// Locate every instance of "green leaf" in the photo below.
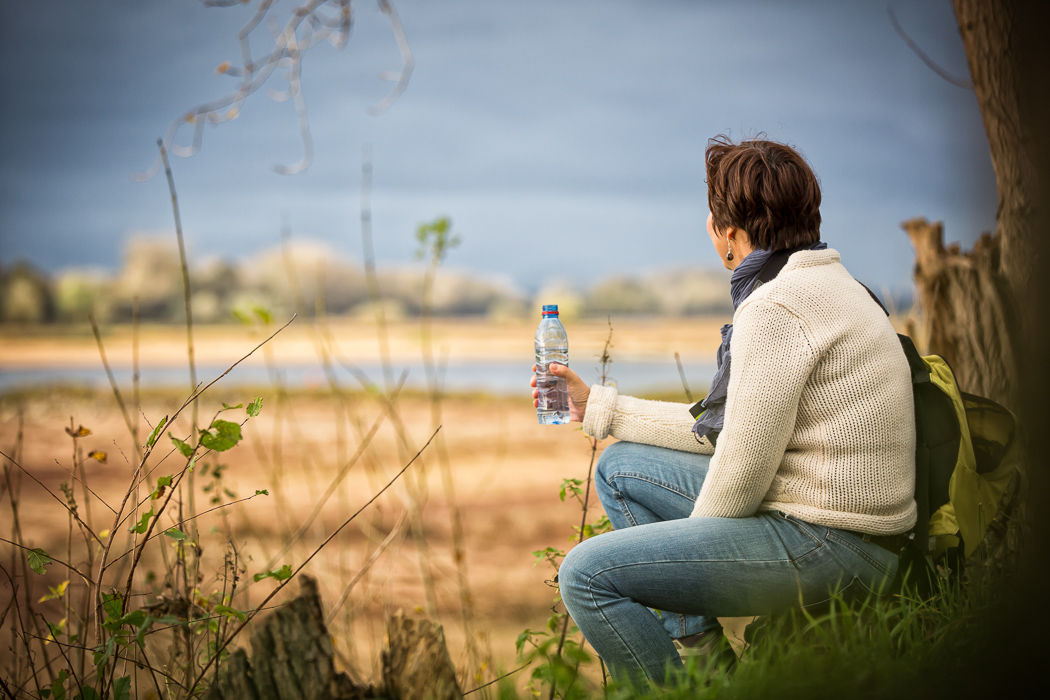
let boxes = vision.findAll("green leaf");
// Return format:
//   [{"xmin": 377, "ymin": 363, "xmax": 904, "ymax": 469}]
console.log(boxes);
[
  {"xmin": 558, "ymin": 478, "xmax": 583, "ymax": 502},
  {"xmin": 164, "ymin": 528, "xmax": 187, "ymax": 540},
  {"xmin": 169, "ymin": 433, "xmax": 193, "ymax": 458},
  {"xmin": 113, "ymin": 677, "xmax": 131, "ymax": 700},
  {"xmin": 146, "ymin": 416, "xmax": 168, "ymax": 448},
  {"xmin": 27, "ymin": 547, "xmax": 52, "ymax": 575},
  {"xmin": 246, "ymin": 396, "xmax": 263, "ymax": 418},
  {"xmin": 253, "ymin": 305, "xmax": 273, "ymax": 324},
  {"xmin": 129, "ymin": 509, "xmax": 154, "ymax": 534},
  {"xmin": 151, "ymin": 475, "xmax": 172, "ymax": 500},
  {"xmin": 253, "ymin": 564, "xmax": 292, "ymax": 582},
  {"xmin": 221, "ymin": 402, "xmax": 243, "ymax": 411},
  {"xmin": 515, "ymin": 628, "xmax": 538, "ymax": 655},
  {"xmin": 255, "ymin": 489, "xmax": 269, "ymax": 496},
  {"xmin": 214, "ymin": 604, "xmax": 247, "ymax": 621},
  {"xmin": 77, "ymin": 685, "xmax": 100, "ymax": 700},
  {"xmin": 48, "ymin": 669, "xmax": 68, "ymax": 700},
  {"xmin": 102, "ymin": 593, "xmax": 123, "ymax": 621},
  {"xmin": 117, "ymin": 609, "xmax": 147, "ymax": 629},
  {"xmin": 199, "ymin": 420, "xmax": 242, "ymax": 452},
  {"xmin": 93, "ymin": 636, "xmax": 115, "ymax": 673}
]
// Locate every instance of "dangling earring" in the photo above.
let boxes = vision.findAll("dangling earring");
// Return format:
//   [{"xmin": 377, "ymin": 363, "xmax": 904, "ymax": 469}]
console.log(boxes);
[{"xmin": 726, "ymin": 242, "xmax": 734, "ymax": 262}]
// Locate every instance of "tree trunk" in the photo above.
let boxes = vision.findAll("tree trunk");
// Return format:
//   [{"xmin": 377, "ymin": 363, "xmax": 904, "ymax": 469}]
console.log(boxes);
[
  {"xmin": 913, "ymin": 0, "xmax": 1050, "ymax": 410},
  {"xmin": 903, "ymin": 218, "xmax": 1017, "ymax": 404}
]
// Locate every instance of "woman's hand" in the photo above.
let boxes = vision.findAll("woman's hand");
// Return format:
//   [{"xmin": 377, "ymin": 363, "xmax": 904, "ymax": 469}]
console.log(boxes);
[{"xmin": 531, "ymin": 363, "xmax": 591, "ymax": 423}]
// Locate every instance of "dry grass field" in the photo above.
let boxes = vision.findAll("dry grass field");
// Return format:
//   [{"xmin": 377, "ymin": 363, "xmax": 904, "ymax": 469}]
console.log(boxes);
[{"xmin": 0, "ymin": 317, "xmax": 727, "ymax": 693}]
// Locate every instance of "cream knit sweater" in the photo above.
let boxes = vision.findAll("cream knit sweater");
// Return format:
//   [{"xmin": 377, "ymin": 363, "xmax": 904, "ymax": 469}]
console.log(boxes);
[{"xmin": 582, "ymin": 249, "xmax": 917, "ymax": 535}]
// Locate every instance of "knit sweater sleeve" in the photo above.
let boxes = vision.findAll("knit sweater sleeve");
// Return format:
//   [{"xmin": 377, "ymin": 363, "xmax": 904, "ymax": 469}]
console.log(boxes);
[
  {"xmin": 690, "ymin": 299, "xmax": 816, "ymax": 518},
  {"xmin": 582, "ymin": 384, "xmax": 715, "ymax": 455}
]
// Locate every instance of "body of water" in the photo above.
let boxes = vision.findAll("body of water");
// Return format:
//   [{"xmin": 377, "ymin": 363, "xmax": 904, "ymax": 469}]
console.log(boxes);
[{"xmin": 0, "ymin": 359, "xmax": 714, "ymax": 398}]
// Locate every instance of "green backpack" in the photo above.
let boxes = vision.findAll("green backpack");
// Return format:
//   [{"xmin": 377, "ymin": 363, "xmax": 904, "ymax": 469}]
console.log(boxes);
[
  {"xmin": 754, "ymin": 252, "xmax": 1022, "ymax": 585},
  {"xmin": 896, "ymin": 334, "xmax": 1022, "ymax": 586}
]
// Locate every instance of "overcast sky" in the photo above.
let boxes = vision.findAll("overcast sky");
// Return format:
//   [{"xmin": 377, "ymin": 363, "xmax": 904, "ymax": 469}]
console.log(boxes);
[{"xmin": 0, "ymin": 0, "xmax": 995, "ymax": 295}]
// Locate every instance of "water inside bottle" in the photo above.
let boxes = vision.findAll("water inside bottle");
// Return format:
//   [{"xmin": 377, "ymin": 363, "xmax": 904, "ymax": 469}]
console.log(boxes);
[{"xmin": 535, "ymin": 360, "xmax": 570, "ymax": 424}]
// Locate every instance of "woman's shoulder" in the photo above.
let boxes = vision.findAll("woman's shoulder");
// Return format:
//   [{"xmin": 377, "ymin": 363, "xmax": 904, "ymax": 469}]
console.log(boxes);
[
  {"xmin": 736, "ymin": 249, "xmax": 885, "ymax": 334},
  {"xmin": 744, "ymin": 249, "xmax": 855, "ymax": 306}
]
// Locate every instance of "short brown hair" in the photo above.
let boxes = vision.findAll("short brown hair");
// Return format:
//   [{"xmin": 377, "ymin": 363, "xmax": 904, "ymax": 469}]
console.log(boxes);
[{"xmin": 705, "ymin": 135, "xmax": 821, "ymax": 251}]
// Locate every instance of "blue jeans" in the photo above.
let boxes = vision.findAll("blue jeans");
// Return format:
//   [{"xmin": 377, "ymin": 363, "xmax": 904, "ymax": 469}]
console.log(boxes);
[{"xmin": 559, "ymin": 441, "xmax": 900, "ymax": 685}]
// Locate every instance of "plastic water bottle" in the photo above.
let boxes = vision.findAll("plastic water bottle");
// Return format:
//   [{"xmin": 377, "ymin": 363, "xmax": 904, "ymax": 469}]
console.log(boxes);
[{"xmin": 535, "ymin": 304, "xmax": 570, "ymax": 424}]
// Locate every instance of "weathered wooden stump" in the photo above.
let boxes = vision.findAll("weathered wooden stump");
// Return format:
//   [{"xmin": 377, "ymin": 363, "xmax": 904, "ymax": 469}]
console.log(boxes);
[
  {"xmin": 382, "ymin": 611, "xmax": 461, "ymax": 700},
  {"xmin": 205, "ymin": 576, "xmax": 461, "ymax": 700}
]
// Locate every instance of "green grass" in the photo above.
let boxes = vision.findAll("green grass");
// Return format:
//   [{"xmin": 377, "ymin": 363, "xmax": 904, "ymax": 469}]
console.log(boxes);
[{"xmin": 497, "ymin": 567, "xmax": 1020, "ymax": 700}]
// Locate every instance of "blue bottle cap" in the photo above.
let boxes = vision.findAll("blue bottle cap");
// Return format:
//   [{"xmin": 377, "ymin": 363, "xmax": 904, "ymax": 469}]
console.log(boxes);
[{"xmin": 541, "ymin": 304, "xmax": 559, "ymax": 315}]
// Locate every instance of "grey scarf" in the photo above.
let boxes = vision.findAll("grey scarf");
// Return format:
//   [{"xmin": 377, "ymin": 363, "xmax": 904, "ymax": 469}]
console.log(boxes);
[{"xmin": 691, "ymin": 241, "xmax": 827, "ymax": 444}]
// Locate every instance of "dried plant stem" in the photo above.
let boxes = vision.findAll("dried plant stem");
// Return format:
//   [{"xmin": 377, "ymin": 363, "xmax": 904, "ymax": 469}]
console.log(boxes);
[
  {"xmin": 3, "ymin": 411, "xmax": 27, "ymax": 690},
  {"xmin": 420, "ymin": 259, "xmax": 483, "ymax": 673},
  {"xmin": 261, "ymin": 403, "xmax": 393, "ymax": 570},
  {"xmin": 674, "ymin": 351, "xmax": 694, "ymax": 402},
  {"xmin": 89, "ymin": 317, "xmax": 139, "ymax": 460},
  {"xmin": 325, "ymin": 511, "xmax": 408, "ymax": 625},
  {"xmin": 359, "ymin": 145, "xmax": 394, "ymax": 393},
  {"xmin": 90, "ymin": 315, "xmax": 295, "ymax": 689},
  {"xmin": 0, "ymin": 449, "xmax": 102, "ymax": 547},
  {"xmin": 356, "ymin": 145, "xmax": 440, "ymax": 619},
  {"xmin": 132, "ymin": 296, "xmax": 141, "ymax": 446},
  {"xmin": 550, "ymin": 321, "xmax": 614, "ymax": 699}
]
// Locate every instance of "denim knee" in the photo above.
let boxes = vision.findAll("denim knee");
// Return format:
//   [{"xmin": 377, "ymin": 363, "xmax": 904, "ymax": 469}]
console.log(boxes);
[
  {"xmin": 559, "ymin": 536, "xmax": 606, "ymax": 612},
  {"xmin": 596, "ymin": 441, "xmax": 642, "ymax": 487}
]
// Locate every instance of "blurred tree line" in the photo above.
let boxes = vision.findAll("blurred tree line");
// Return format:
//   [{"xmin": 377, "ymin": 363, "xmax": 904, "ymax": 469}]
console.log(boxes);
[{"xmin": 0, "ymin": 235, "xmax": 739, "ymax": 324}]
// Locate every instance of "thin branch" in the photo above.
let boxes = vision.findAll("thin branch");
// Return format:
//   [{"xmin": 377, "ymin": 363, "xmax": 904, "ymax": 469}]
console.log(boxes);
[
  {"xmin": 888, "ymin": 5, "xmax": 972, "ymax": 89},
  {"xmin": 325, "ymin": 511, "xmax": 408, "ymax": 624},
  {"xmin": 0, "ymin": 450, "xmax": 103, "ymax": 547},
  {"xmin": 674, "ymin": 351, "xmax": 694, "ymax": 402},
  {"xmin": 370, "ymin": 0, "xmax": 415, "ymax": 115},
  {"xmin": 105, "ymin": 491, "xmax": 267, "ymax": 568},
  {"xmin": 138, "ymin": 0, "xmax": 406, "ymax": 179},
  {"xmin": 260, "ymin": 375, "xmax": 403, "ymax": 570},
  {"xmin": 464, "ymin": 662, "xmax": 530, "ymax": 695},
  {"xmin": 89, "ymin": 316, "xmax": 139, "ymax": 456}
]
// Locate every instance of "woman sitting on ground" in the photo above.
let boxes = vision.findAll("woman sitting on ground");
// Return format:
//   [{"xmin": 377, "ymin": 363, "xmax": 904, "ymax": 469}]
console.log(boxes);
[{"xmin": 531, "ymin": 135, "xmax": 917, "ymax": 686}]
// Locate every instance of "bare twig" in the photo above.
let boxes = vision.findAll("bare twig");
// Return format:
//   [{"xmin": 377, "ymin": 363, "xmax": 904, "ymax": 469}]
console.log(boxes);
[
  {"xmin": 261, "ymin": 370, "xmax": 407, "ymax": 571},
  {"xmin": 0, "ymin": 450, "xmax": 103, "ymax": 547},
  {"xmin": 888, "ymin": 5, "xmax": 972, "ymax": 89},
  {"xmin": 89, "ymin": 317, "xmax": 139, "ymax": 457},
  {"xmin": 674, "ymin": 351, "xmax": 694, "ymax": 402},
  {"xmin": 463, "ymin": 662, "xmax": 530, "ymax": 695},
  {"xmin": 137, "ymin": 0, "xmax": 409, "ymax": 179},
  {"xmin": 370, "ymin": 0, "xmax": 414, "ymax": 115},
  {"xmin": 325, "ymin": 511, "xmax": 408, "ymax": 624},
  {"xmin": 550, "ymin": 321, "xmax": 614, "ymax": 698}
]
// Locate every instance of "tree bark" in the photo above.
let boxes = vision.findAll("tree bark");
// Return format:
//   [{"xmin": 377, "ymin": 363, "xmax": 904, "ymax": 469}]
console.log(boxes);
[
  {"xmin": 922, "ymin": 0, "xmax": 1050, "ymax": 410},
  {"xmin": 903, "ymin": 218, "xmax": 1017, "ymax": 404},
  {"xmin": 205, "ymin": 577, "xmax": 461, "ymax": 700}
]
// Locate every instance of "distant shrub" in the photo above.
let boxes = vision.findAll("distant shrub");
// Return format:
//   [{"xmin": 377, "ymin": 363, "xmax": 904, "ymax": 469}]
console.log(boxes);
[{"xmin": 0, "ymin": 261, "xmax": 56, "ymax": 323}]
